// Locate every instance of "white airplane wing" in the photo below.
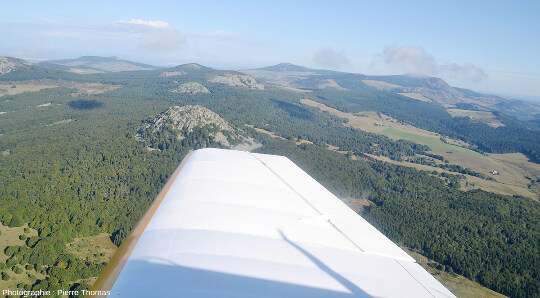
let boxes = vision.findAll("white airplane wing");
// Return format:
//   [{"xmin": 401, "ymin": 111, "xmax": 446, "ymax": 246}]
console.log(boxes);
[{"xmin": 90, "ymin": 148, "xmax": 455, "ymax": 297}]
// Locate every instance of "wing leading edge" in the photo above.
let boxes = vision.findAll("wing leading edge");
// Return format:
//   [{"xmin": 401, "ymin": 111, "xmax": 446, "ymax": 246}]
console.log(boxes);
[{"xmin": 91, "ymin": 148, "xmax": 455, "ymax": 297}]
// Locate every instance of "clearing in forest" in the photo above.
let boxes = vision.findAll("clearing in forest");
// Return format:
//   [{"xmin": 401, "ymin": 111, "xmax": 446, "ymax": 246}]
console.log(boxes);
[{"xmin": 66, "ymin": 233, "xmax": 118, "ymax": 263}]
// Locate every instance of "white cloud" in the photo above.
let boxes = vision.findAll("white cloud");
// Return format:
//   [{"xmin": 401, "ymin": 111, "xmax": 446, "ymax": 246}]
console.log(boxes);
[
  {"xmin": 439, "ymin": 62, "xmax": 488, "ymax": 82},
  {"xmin": 119, "ymin": 19, "xmax": 170, "ymax": 28},
  {"xmin": 383, "ymin": 45, "xmax": 437, "ymax": 75},
  {"xmin": 114, "ymin": 19, "xmax": 183, "ymax": 51},
  {"xmin": 381, "ymin": 45, "xmax": 487, "ymax": 82},
  {"xmin": 312, "ymin": 48, "xmax": 352, "ymax": 70}
]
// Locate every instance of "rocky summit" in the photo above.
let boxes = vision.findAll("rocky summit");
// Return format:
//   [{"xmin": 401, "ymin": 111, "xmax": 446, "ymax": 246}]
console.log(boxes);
[
  {"xmin": 137, "ymin": 105, "xmax": 260, "ymax": 150},
  {"xmin": 0, "ymin": 56, "xmax": 32, "ymax": 74}
]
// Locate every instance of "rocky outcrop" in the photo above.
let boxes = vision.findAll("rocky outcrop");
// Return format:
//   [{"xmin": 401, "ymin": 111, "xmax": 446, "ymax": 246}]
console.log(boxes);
[
  {"xmin": 0, "ymin": 57, "xmax": 32, "ymax": 74},
  {"xmin": 137, "ymin": 105, "xmax": 260, "ymax": 150},
  {"xmin": 209, "ymin": 73, "xmax": 264, "ymax": 90},
  {"xmin": 170, "ymin": 82, "xmax": 210, "ymax": 94}
]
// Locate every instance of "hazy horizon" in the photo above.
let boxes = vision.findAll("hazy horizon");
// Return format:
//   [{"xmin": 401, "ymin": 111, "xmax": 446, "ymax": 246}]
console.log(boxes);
[
  {"xmin": 19, "ymin": 54, "xmax": 539, "ymax": 103},
  {"xmin": 2, "ymin": 0, "xmax": 539, "ymax": 100}
]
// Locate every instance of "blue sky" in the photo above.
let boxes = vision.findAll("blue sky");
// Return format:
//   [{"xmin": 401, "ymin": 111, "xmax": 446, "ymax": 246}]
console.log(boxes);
[{"xmin": 1, "ymin": 0, "xmax": 539, "ymax": 100}]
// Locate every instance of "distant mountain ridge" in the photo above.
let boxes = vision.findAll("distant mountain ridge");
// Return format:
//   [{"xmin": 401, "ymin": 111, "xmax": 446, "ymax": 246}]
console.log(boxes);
[
  {"xmin": 243, "ymin": 63, "xmax": 540, "ymax": 119},
  {"xmin": 256, "ymin": 63, "xmax": 336, "ymax": 74},
  {"xmin": 1, "ymin": 55, "xmax": 538, "ymax": 118},
  {"xmin": 169, "ymin": 63, "xmax": 213, "ymax": 72},
  {"xmin": 39, "ymin": 56, "xmax": 159, "ymax": 73}
]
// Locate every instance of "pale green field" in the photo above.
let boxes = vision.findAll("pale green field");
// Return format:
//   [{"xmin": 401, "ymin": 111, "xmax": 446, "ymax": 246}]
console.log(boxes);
[{"xmin": 381, "ymin": 127, "xmax": 483, "ymax": 158}]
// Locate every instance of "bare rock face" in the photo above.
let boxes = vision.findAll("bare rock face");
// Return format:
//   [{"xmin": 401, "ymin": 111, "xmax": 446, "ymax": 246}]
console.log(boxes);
[
  {"xmin": 170, "ymin": 82, "xmax": 210, "ymax": 94},
  {"xmin": 137, "ymin": 105, "xmax": 260, "ymax": 151},
  {"xmin": 159, "ymin": 71, "xmax": 186, "ymax": 77},
  {"xmin": 145, "ymin": 105, "xmax": 234, "ymax": 134},
  {"xmin": 0, "ymin": 56, "xmax": 32, "ymax": 74},
  {"xmin": 209, "ymin": 73, "xmax": 264, "ymax": 90}
]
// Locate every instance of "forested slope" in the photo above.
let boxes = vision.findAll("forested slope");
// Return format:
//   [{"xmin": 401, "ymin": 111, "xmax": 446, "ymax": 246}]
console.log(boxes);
[{"xmin": 0, "ymin": 87, "xmax": 226, "ymax": 293}]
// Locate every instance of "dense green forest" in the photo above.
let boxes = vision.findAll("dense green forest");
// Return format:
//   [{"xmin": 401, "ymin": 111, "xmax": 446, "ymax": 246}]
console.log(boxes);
[
  {"xmin": 0, "ymin": 88, "xmax": 216, "ymax": 294},
  {"xmin": 1, "ymin": 68, "xmax": 539, "ymax": 297}
]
